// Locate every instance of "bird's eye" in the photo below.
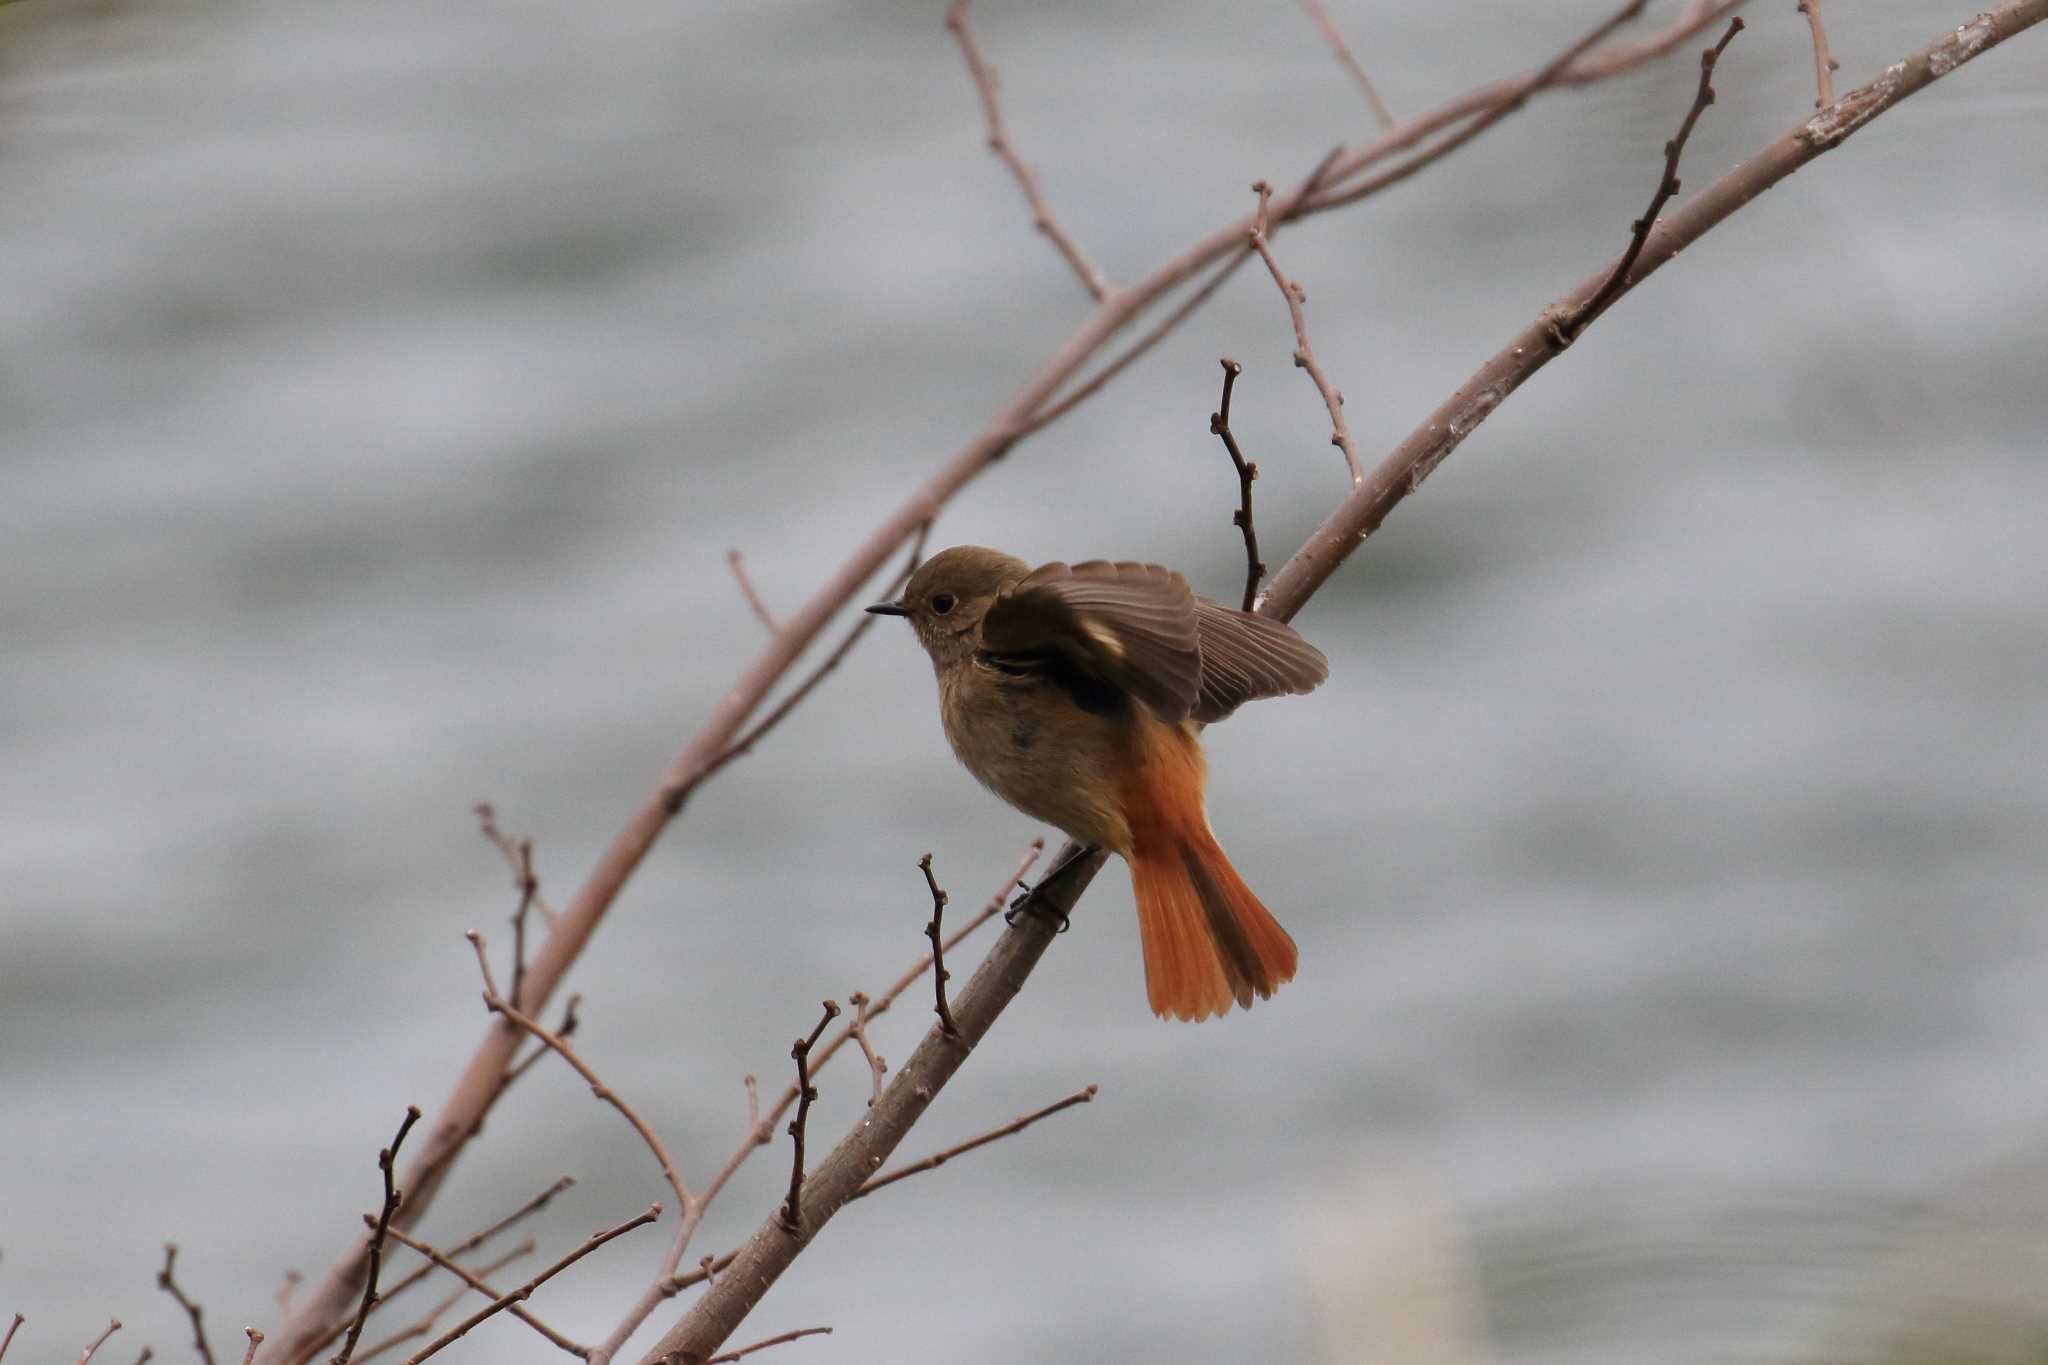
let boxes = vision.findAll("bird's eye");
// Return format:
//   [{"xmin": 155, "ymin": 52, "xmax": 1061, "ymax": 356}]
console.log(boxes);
[{"xmin": 929, "ymin": 593, "xmax": 956, "ymax": 615}]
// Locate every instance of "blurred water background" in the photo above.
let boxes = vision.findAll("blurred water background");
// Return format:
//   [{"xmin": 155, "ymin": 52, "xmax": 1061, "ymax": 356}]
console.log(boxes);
[{"xmin": 2, "ymin": 1, "xmax": 2045, "ymax": 1362}]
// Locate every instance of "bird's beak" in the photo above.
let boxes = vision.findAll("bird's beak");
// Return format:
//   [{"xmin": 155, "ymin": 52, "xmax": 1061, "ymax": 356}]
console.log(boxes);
[{"xmin": 865, "ymin": 599, "xmax": 909, "ymax": 617}]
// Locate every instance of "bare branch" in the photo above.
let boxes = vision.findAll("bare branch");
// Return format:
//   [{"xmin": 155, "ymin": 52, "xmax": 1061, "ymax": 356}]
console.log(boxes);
[
  {"xmin": 356, "ymin": 1243, "xmax": 534, "ymax": 1364},
  {"xmin": 240, "ymin": 1331, "xmax": 263, "ymax": 1365},
  {"xmin": 636, "ymin": 7, "xmax": 2048, "ymax": 1359},
  {"xmin": 0, "ymin": 1315, "xmax": 20, "ymax": 1365},
  {"xmin": 706, "ymin": 1327, "xmax": 833, "ymax": 1364},
  {"xmin": 157, "ymin": 1244, "xmax": 217, "ymax": 1365},
  {"xmin": 1298, "ymin": 0, "xmax": 1396, "ymax": 127},
  {"xmin": 273, "ymin": 1273, "xmax": 302, "ymax": 1318},
  {"xmin": 1248, "ymin": 181, "xmax": 1363, "ymax": 486},
  {"xmin": 945, "ymin": 0, "xmax": 1113, "ymax": 300},
  {"xmin": 260, "ymin": 13, "xmax": 1758, "ymax": 1358},
  {"xmin": 1207, "ymin": 359, "xmax": 1266, "ymax": 611},
  {"xmin": 1559, "ymin": 18, "xmax": 1745, "ymax": 343},
  {"xmin": 1796, "ymin": 0, "xmax": 1840, "ymax": 106},
  {"xmin": 725, "ymin": 551, "xmax": 780, "ymax": 634},
  {"xmin": 467, "ymin": 933, "xmax": 690, "ymax": 1216},
  {"xmin": 80, "ymin": 1320, "xmax": 121, "ymax": 1365},
  {"xmin": 377, "ymin": 1226, "xmax": 582, "ymax": 1358},
  {"xmin": 331, "ymin": 1106, "xmax": 423, "ymax": 1365},
  {"xmin": 779, "ymin": 1002, "xmax": 842, "ymax": 1234},
  {"xmin": 916, "ymin": 855, "xmax": 960, "ymax": 1038},
  {"xmin": 1306, "ymin": 0, "xmax": 1660, "ymax": 214},
  {"xmin": 473, "ymin": 804, "xmax": 555, "ymax": 929},
  {"xmin": 403, "ymin": 1206, "xmax": 659, "ymax": 1365},
  {"xmin": 844, "ymin": 994, "xmax": 886, "ymax": 1107},
  {"xmin": 850, "ymin": 1084, "xmax": 1098, "ymax": 1202},
  {"xmin": 506, "ymin": 995, "xmax": 583, "ymax": 1089},
  {"xmin": 352, "ymin": 1176, "xmax": 573, "ymax": 1350}
]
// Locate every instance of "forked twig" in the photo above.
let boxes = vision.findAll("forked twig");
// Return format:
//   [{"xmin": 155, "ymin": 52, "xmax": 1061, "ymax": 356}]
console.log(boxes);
[
  {"xmin": 467, "ymin": 933, "xmax": 690, "ymax": 1217},
  {"xmin": 1208, "ymin": 359, "xmax": 1266, "ymax": 611},
  {"xmin": 355, "ymin": 1243, "xmax": 534, "ymax": 1363}
]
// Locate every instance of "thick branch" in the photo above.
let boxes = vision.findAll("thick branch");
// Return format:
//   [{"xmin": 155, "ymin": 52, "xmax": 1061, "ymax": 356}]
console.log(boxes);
[{"xmin": 637, "ymin": 6, "xmax": 2048, "ymax": 1360}]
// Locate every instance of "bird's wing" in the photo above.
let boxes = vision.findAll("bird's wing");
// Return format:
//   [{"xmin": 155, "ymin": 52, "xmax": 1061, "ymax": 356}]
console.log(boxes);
[
  {"xmin": 981, "ymin": 560, "xmax": 1203, "ymax": 720},
  {"xmin": 1190, "ymin": 598, "xmax": 1329, "ymax": 723}
]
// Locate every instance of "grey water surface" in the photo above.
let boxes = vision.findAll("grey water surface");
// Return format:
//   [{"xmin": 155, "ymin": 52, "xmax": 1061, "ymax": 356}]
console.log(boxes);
[{"xmin": 2, "ymin": 1, "xmax": 2045, "ymax": 1362}]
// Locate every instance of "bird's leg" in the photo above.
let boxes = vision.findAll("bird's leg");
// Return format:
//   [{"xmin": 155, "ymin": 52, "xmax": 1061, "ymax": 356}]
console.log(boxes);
[{"xmin": 1005, "ymin": 841, "xmax": 1097, "ymax": 932}]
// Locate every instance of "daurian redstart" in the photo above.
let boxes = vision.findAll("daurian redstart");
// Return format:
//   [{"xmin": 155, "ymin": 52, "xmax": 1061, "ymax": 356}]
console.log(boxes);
[{"xmin": 869, "ymin": 546, "xmax": 1327, "ymax": 1021}]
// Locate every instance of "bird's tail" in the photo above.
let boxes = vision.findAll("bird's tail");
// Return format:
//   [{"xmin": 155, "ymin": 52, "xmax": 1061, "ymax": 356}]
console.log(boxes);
[{"xmin": 1123, "ymin": 726, "xmax": 1298, "ymax": 1021}]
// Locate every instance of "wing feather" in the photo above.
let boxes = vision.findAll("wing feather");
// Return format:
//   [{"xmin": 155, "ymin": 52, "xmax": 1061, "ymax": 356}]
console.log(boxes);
[
  {"xmin": 1191, "ymin": 599, "xmax": 1328, "ymax": 723},
  {"xmin": 981, "ymin": 560, "xmax": 1202, "ymax": 719}
]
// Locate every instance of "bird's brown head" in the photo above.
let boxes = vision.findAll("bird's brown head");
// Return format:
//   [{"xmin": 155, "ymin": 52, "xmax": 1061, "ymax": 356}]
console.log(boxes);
[{"xmin": 867, "ymin": 544, "xmax": 1029, "ymax": 669}]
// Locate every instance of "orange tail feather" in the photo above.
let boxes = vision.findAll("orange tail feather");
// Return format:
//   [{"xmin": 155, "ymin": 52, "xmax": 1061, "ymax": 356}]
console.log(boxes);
[{"xmin": 1123, "ymin": 724, "xmax": 1298, "ymax": 1021}]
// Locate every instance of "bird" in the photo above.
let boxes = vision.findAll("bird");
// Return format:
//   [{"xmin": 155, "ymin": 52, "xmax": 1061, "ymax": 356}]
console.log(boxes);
[{"xmin": 868, "ymin": 545, "xmax": 1327, "ymax": 1021}]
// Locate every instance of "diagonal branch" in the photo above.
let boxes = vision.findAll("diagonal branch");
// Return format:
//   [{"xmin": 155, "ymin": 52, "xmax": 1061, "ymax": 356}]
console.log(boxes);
[
  {"xmin": 1248, "ymin": 181, "xmax": 1364, "ymax": 486},
  {"xmin": 156, "ymin": 1244, "xmax": 217, "ymax": 1365},
  {"xmin": 1298, "ymin": 0, "xmax": 1397, "ymax": 128},
  {"xmin": 376, "ymin": 1226, "xmax": 582, "ymax": 1358},
  {"xmin": 635, "ymin": 7, "xmax": 2048, "ymax": 1360},
  {"xmin": 946, "ymin": 0, "xmax": 1114, "ymax": 301}
]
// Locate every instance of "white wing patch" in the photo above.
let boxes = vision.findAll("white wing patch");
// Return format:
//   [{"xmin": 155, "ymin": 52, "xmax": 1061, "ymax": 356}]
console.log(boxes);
[{"xmin": 1085, "ymin": 623, "xmax": 1126, "ymax": 658}]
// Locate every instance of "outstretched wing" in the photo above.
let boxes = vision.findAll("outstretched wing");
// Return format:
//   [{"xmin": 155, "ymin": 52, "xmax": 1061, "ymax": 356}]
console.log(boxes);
[
  {"xmin": 980, "ymin": 560, "xmax": 1203, "ymax": 720},
  {"xmin": 1191, "ymin": 598, "xmax": 1328, "ymax": 723}
]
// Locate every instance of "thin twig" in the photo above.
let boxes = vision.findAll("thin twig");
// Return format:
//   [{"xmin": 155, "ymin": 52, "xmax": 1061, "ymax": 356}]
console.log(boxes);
[
  {"xmin": 356, "ymin": 1244, "xmax": 535, "ymax": 1364},
  {"xmin": 509, "ymin": 837, "xmax": 538, "ymax": 1007},
  {"xmin": 916, "ymin": 855, "xmax": 960, "ymax": 1037},
  {"xmin": 682, "ymin": 525, "xmax": 930, "ymax": 808},
  {"xmin": 157, "ymin": 1244, "xmax": 217, "ymax": 1365},
  {"xmin": 1306, "ymin": 0, "xmax": 1658, "ymax": 214},
  {"xmin": 0, "ymin": 1315, "xmax": 20, "ymax": 1364},
  {"xmin": 403, "ymin": 1207, "xmax": 659, "ymax": 1365},
  {"xmin": 272, "ymin": 1273, "xmax": 301, "ymax": 1318},
  {"xmin": 331, "ymin": 1106, "xmax": 423, "ymax": 1365},
  {"xmin": 1559, "ymin": 18, "xmax": 1744, "ymax": 342},
  {"xmin": 240, "ymin": 1331, "xmax": 263, "ymax": 1365},
  {"xmin": 377, "ymin": 1226, "xmax": 583, "ymax": 1357},
  {"xmin": 844, "ymin": 994, "xmax": 886, "ymax": 1107},
  {"xmin": 1795, "ymin": 0, "xmax": 1838, "ymax": 106},
  {"xmin": 1208, "ymin": 359, "xmax": 1266, "ymax": 611},
  {"xmin": 79, "ymin": 1320, "xmax": 121, "ymax": 1365},
  {"xmin": 725, "ymin": 551, "xmax": 780, "ymax": 634},
  {"xmin": 1248, "ymin": 182, "xmax": 1364, "ymax": 486},
  {"xmin": 349, "ymin": 1176, "xmax": 574, "ymax": 1349},
  {"xmin": 945, "ymin": 0, "xmax": 1113, "ymax": 300},
  {"xmin": 779, "ymin": 1002, "xmax": 841, "ymax": 1234},
  {"xmin": 1297, "ymin": 0, "xmax": 1396, "ymax": 127},
  {"xmin": 467, "ymin": 933, "xmax": 690, "ymax": 1217},
  {"xmin": 505, "ymin": 995, "xmax": 583, "ymax": 1088},
  {"xmin": 130, "ymin": 1348, "xmax": 152, "ymax": 1365},
  {"xmin": 474, "ymin": 804, "xmax": 555, "ymax": 928},
  {"xmin": 706, "ymin": 1327, "xmax": 833, "ymax": 1363},
  {"xmin": 851, "ymin": 1084, "xmax": 1098, "ymax": 1201}
]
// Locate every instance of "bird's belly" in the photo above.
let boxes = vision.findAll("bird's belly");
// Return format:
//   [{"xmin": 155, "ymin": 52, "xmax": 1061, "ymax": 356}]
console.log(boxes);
[{"xmin": 938, "ymin": 670, "xmax": 1134, "ymax": 852}]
